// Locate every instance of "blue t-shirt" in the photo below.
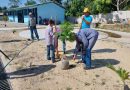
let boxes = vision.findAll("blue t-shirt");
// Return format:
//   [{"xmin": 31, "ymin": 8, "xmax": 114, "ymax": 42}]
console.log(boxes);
[{"xmin": 81, "ymin": 15, "xmax": 92, "ymax": 29}]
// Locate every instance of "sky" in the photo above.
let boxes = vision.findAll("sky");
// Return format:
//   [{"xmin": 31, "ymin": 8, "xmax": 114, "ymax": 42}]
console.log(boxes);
[{"xmin": 0, "ymin": 0, "xmax": 39, "ymax": 7}]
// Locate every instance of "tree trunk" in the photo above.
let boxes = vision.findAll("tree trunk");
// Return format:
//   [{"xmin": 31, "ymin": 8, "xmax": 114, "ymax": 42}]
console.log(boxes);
[{"xmin": 117, "ymin": 0, "xmax": 120, "ymax": 11}]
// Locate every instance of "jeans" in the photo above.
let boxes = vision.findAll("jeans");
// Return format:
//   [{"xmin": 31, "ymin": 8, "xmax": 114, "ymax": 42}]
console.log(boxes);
[
  {"xmin": 47, "ymin": 45, "xmax": 55, "ymax": 62},
  {"xmin": 30, "ymin": 26, "xmax": 39, "ymax": 40},
  {"xmin": 82, "ymin": 49, "xmax": 91, "ymax": 68},
  {"xmin": 82, "ymin": 35, "xmax": 98, "ymax": 68}
]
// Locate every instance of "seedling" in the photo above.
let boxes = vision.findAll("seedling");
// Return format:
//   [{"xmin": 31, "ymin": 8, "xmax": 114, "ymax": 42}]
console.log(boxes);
[{"xmin": 107, "ymin": 64, "xmax": 130, "ymax": 90}]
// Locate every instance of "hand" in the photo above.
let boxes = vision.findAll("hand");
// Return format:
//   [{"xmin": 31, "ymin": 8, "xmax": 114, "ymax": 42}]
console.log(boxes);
[
  {"xmin": 73, "ymin": 54, "xmax": 76, "ymax": 60},
  {"xmin": 82, "ymin": 15, "xmax": 85, "ymax": 20}
]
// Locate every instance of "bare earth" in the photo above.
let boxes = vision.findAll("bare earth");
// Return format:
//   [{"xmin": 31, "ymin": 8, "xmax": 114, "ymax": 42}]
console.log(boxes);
[{"xmin": 0, "ymin": 23, "xmax": 130, "ymax": 90}]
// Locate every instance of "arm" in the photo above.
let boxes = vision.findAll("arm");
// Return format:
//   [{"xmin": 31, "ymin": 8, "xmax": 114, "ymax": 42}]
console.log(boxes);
[
  {"xmin": 82, "ymin": 16, "xmax": 92, "ymax": 25},
  {"xmin": 28, "ymin": 19, "xmax": 30, "ymax": 28},
  {"xmin": 73, "ymin": 40, "xmax": 81, "ymax": 60},
  {"xmin": 83, "ymin": 18, "xmax": 91, "ymax": 25}
]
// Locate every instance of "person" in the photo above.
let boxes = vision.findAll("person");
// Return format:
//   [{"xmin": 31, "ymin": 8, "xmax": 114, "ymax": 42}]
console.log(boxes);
[
  {"xmin": 81, "ymin": 8, "xmax": 92, "ymax": 29},
  {"xmin": 28, "ymin": 12, "xmax": 39, "ymax": 41},
  {"xmin": 39, "ymin": 16, "xmax": 42, "ymax": 25},
  {"xmin": 45, "ymin": 20, "xmax": 55, "ymax": 63},
  {"xmin": 53, "ymin": 25, "xmax": 61, "ymax": 58},
  {"xmin": 73, "ymin": 28, "xmax": 99, "ymax": 70}
]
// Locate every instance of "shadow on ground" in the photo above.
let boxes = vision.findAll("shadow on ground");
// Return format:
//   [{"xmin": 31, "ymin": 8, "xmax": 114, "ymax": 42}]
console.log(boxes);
[
  {"xmin": 0, "ymin": 40, "xmax": 27, "ymax": 43},
  {"xmin": 92, "ymin": 48, "xmax": 116, "ymax": 53},
  {"xmin": 92, "ymin": 59, "xmax": 120, "ymax": 68},
  {"xmin": 66, "ymin": 48, "xmax": 116, "ymax": 54},
  {"xmin": 8, "ymin": 64, "xmax": 56, "ymax": 79}
]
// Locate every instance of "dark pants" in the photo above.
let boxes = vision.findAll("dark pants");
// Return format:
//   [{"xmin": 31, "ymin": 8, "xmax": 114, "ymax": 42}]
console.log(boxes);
[
  {"xmin": 47, "ymin": 45, "xmax": 55, "ymax": 62},
  {"xmin": 30, "ymin": 26, "xmax": 39, "ymax": 40},
  {"xmin": 62, "ymin": 40, "xmax": 66, "ymax": 54}
]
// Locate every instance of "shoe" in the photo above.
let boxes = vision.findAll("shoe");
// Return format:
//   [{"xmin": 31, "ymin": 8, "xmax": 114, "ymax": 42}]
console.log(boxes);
[
  {"xmin": 47, "ymin": 57, "xmax": 51, "ymax": 60},
  {"xmin": 83, "ymin": 64, "xmax": 91, "ymax": 70},
  {"xmin": 52, "ymin": 60, "xmax": 55, "ymax": 63},
  {"xmin": 83, "ymin": 64, "xmax": 95, "ymax": 70}
]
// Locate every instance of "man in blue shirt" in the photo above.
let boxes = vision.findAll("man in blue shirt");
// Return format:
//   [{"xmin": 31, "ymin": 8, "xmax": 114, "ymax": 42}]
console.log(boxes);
[{"xmin": 81, "ymin": 8, "xmax": 92, "ymax": 29}]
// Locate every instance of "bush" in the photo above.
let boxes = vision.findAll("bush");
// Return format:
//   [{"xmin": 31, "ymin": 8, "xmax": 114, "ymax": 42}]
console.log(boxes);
[{"xmin": 56, "ymin": 21, "xmax": 75, "ymax": 42}]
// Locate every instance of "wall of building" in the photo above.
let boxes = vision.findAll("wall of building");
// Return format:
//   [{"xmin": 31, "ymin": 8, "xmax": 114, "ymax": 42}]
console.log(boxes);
[
  {"xmin": 8, "ymin": 15, "xmax": 18, "ymax": 23},
  {"xmin": 92, "ymin": 11, "xmax": 130, "ymax": 24},
  {"xmin": 24, "ymin": 15, "xmax": 29, "ymax": 25},
  {"xmin": 37, "ymin": 3, "xmax": 65, "ymax": 24},
  {"xmin": 0, "ymin": 16, "xmax": 3, "ymax": 20},
  {"xmin": 14, "ymin": 16, "xmax": 18, "ymax": 23}
]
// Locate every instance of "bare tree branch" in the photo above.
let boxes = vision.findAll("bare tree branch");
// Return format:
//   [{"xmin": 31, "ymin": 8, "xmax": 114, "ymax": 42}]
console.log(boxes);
[
  {"xmin": 112, "ymin": 2, "xmax": 117, "ymax": 7},
  {"xmin": 119, "ymin": 0, "xmax": 127, "ymax": 5}
]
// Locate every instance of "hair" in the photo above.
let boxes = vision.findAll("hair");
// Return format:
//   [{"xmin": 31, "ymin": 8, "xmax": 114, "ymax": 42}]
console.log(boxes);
[{"xmin": 49, "ymin": 19, "xmax": 54, "ymax": 25}]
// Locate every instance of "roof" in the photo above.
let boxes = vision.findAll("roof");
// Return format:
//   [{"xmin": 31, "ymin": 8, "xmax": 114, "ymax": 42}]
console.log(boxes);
[{"xmin": 7, "ymin": 2, "xmax": 65, "ymax": 11}]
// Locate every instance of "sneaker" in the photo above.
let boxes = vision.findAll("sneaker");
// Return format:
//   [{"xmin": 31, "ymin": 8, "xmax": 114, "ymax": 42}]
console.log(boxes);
[
  {"xmin": 52, "ymin": 60, "xmax": 55, "ymax": 63},
  {"xmin": 47, "ymin": 57, "xmax": 51, "ymax": 60},
  {"xmin": 83, "ymin": 65, "xmax": 95, "ymax": 70}
]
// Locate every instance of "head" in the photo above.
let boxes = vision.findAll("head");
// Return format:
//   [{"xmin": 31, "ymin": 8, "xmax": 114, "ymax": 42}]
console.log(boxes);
[
  {"xmin": 29, "ymin": 12, "xmax": 33, "ymax": 17},
  {"xmin": 83, "ymin": 8, "xmax": 90, "ymax": 16},
  {"xmin": 49, "ymin": 19, "xmax": 55, "ymax": 27}
]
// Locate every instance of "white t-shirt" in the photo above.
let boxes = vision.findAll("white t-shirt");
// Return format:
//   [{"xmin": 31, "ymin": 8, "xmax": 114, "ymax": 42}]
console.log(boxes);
[{"xmin": 45, "ymin": 25, "xmax": 54, "ymax": 45}]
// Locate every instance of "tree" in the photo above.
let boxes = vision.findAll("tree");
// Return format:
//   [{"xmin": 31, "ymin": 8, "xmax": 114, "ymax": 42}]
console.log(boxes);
[
  {"xmin": 39, "ymin": 0, "xmax": 48, "ymax": 3},
  {"xmin": 25, "ymin": 0, "xmax": 37, "ymax": 6},
  {"xmin": 39, "ymin": 0, "xmax": 62, "ymax": 4},
  {"xmin": 9, "ymin": 0, "xmax": 20, "ymax": 8},
  {"xmin": 3, "ymin": 7, "xmax": 7, "ymax": 10},
  {"xmin": 51, "ymin": 0, "xmax": 62, "ymax": 4},
  {"xmin": 112, "ymin": 0, "xmax": 129, "ymax": 11},
  {"xmin": 0, "ymin": 7, "xmax": 2, "ymax": 12},
  {"xmin": 66, "ymin": 0, "xmax": 93, "ymax": 17},
  {"xmin": 91, "ymin": 0, "xmax": 112, "ymax": 14},
  {"xmin": 0, "ymin": 6, "xmax": 7, "ymax": 12}
]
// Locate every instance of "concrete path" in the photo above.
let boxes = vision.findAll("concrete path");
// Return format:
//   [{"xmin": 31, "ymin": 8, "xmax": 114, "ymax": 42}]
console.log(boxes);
[
  {"xmin": 19, "ymin": 28, "xmax": 108, "ymax": 40},
  {"xmin": 93, "ymin": 28, "xmax": 130, "ymax": 48},
  {"xmin": 19, "ymin": 29, "xmax": 46, "ymax": 39},
  {"xmin": 0, "ymin": 25, "xmax": 47, "ymax": 31}
]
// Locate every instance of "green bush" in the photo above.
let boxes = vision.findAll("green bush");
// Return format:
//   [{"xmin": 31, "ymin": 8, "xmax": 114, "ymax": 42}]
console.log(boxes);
[
  {"xmin": 56, "ymin": 21, "xmax": 75, "ymax": 42},
  {"xmin": 2, "ymin": 15, "xmax": 8, "ymax": 21}
]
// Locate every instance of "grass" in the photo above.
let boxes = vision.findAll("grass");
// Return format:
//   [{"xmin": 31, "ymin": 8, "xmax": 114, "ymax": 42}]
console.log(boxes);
[
  {"xmin": 107, "ymin": 64, "xmax": 130, "ymax": 90},
  {"xmin": 66, "ymin": 87, "xmax": 72, "ymax": 90}
]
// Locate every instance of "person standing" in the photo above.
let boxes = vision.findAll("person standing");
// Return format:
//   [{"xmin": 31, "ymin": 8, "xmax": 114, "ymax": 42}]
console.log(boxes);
[
  {"xmin": 81, "ymin": 8, "xmax": 92, "ymax": 29},
  {"xmin": 45, "ymin": 20, "xmax": 55, "ymax": 63},
  {"xmin": 28, "ymin": 12, "xmax": 39, "ymax": 41},
  {"xmin": 73, "ymin": 28, "xmax": 99, "ymax": 69}
]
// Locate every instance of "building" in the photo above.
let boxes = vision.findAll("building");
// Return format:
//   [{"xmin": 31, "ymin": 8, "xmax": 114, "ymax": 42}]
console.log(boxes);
[
  {"xmin": 0, "ymin": 13, "xmax": 4, "ymax": 20},
  {"xmin": 6, "ymin": 2, "xmax": 65, "ymax": 24}
]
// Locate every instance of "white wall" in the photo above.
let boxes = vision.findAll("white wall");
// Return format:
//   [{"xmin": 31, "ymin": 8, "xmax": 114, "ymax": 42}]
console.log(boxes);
[
  {"xmin": 37, "ymin": 3, "xmax": 65, "ymax": 24},
  {"xmin": 92, "ymin": 11, "xmax": 130, "ymax": 23}
]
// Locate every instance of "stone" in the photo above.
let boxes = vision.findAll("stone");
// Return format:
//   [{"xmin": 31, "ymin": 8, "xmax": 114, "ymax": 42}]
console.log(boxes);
[{"xmin": 61, "ymin": 57, "xmax": 69, "ymax": 70}]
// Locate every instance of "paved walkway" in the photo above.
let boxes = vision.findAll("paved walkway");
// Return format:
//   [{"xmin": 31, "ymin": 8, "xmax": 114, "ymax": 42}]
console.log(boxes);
[
  {"xmin": 19, "ymin": 28, "xmax": 108, "ymax": 40},
  {"xmin": 0, "ymin": 25, "xmax": 47, "ymax": 31},
  {"xmin": 93, "ymin": 28, "xmax": 130, "ymax": 48}
]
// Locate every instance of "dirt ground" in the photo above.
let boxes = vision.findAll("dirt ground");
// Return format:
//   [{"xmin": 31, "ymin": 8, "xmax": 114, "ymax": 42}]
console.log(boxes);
[
  {"xmin": 0, "ymin": 21, "xmax": 27, "ymax": 28},
  {"xmin": 0, "ymin": 24, "xmax": 130, "ymax": 90}
]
